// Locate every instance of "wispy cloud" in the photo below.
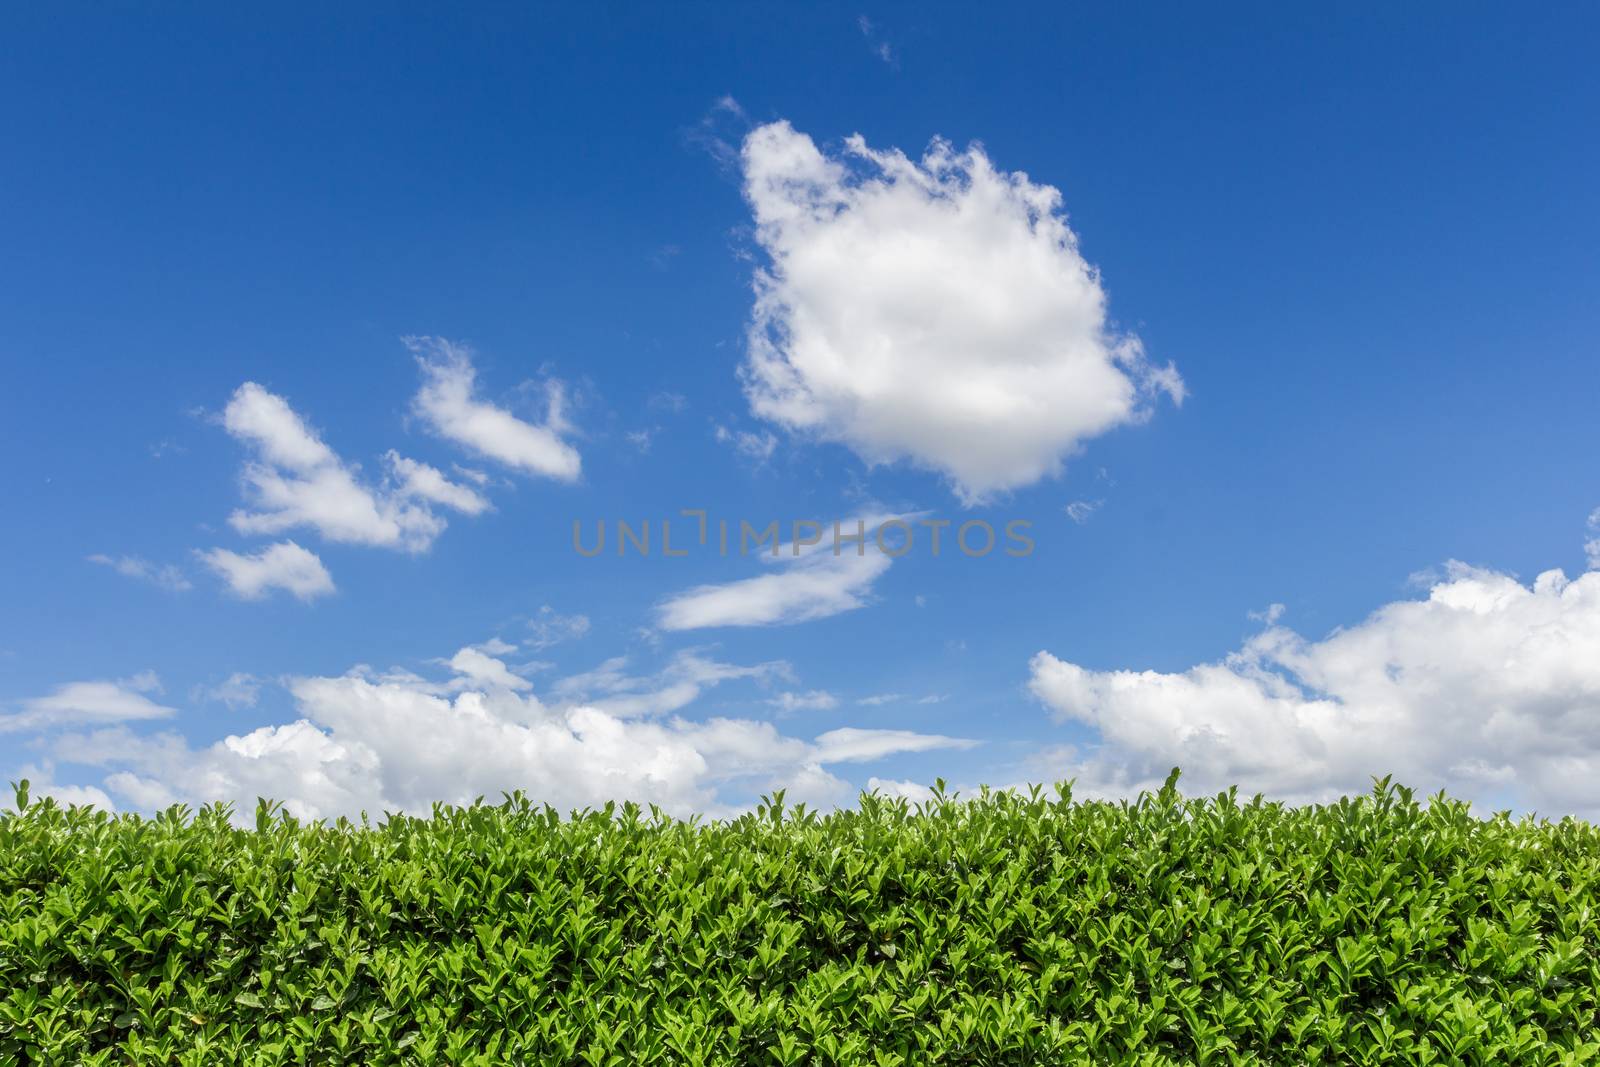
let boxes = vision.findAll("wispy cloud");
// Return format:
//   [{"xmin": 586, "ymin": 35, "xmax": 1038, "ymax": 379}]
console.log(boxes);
[
  {"xmin": 552, "ymin": 650, "xmax": 789, "ymax": 718},
  {"xmin": 768, "ymin": 689, "xmax": 839, "ymax": 713},
  {"xmin": 3, "ymin": 674, "xmax": 175, "ymax": 734},
  {"xmin": 655, "ymin": 519, "xmax": 899, "ymax": 630},
  {"xmin": 88, "ymin": 554, "xmax": 192, "ymax": 592},
  {"xmin": 196, "ymin": 672, "xmax": 263, "ymax": 710},
  {"xmin": 714, "ymin": 424, "xmax": 778, "ymax": 464},
  {"xmin": 407, "ymin": 336, "xmax": 581, "ymax": 482},
  {"xmin": 683, "ymin": 95, "xmax": 749, "ymax": 173},
  {"xmin": 1064, "ymin": 499, "xmax": 1102, "ymax": 525},
  {"xmin": 813, "ymin": 727, "xmax": 976, "ymax": 763},
  {"xmin": 856, "ymin": 15, "xmax": 899, "ymax": 68},
  {"xmin": 527, "ymin": 606, "xmax": 592, "ymax": 650}
]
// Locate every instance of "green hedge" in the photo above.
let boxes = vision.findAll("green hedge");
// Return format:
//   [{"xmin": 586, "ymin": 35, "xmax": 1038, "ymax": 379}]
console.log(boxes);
[{"xmin": 3, "ymin": 775, "xmax": 1599, "ymax": 1065}]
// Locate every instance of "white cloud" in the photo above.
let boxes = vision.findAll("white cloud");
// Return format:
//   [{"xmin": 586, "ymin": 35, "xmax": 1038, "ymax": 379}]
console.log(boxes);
[
  {"xmin": 408, "ymin": 337, "xmax": 581, "ymax": 481},
  {"xmin": 656, "ymin": 517, "xmax": 901, "ymax": 630},
  {"xmin": 41, "ymin": 783, "xmax": 118, "ymax": 810},
  {"xmin": 649, "ymin": 392, "xmax": 689, "ymax": 413},
  {"xmin": 1248, "ymin": 603, "xmax": 1287, "ymax": 625},
  {"xmin": 88, "ymin": 554, "xmax": 192, "ymax": 592},
  {"xmin": 1029, "ymin": 562, "xmax": 1600, "ymax": 817},
  {"xmin": 3, "ymin": 678, "xmax": 176, "ymax": 734},
  {"xmin": 739, "ymin": 121, "xmax": 1182, "ymax": 504},
  {"xmin": 198, "ymin": 672, "xmax": 262, "ymax": 710},
  {"xmin": 768, "ymin": 689, "xmax": 839, "ymax": 713},
  {"xmin": 1587, "ymin": 508, "xmax": 1600, "ymax": 571},
  {"xmin": 1064, "ymin": 499, "xmax": 1102, "ymax": 525},
  {"xmin": 856, "ymin": 16, "xmax": 898, "ymax": 67},
  {"xmin": 856, "ymin": 691, "xmax": 944, "ymax": 707},
  {"xmin": 222, "ymin": 382, "xmax": 464, "ymax": 552},
  {"xmin": 813, "ymin": 727, "xmax": 977, "ymax": 763},
  {"xmin": 714, "ymin": 425, "xmax": 779, "ymax": 463},
  {"xmin": 199, "ymin": 541, "xmax": 335, "ymax": 602},
  {"xmin": 383, "ymin": 452, "xmax": 491, "ymax": 516},
  {"xmin": 8, "ymin": 768, "xmax": 120, "ymax": 811},
  {"xmin": 447, "ymin": 647, "xmax": 533, "ymax": 692},
  {"xmin": 552, "ymin": 651, "xmax": 788, "ymax": 718},
  {"xmin": 43, "ymin": 646, "xmax": 970, "ymax": 821},
  {"xmin": 527, "ymin": 606, "xmax": 591, "ymax": 650},
  {"xmin": 683, "ymin": 95, "xmax": 748, "ymax": 172},
  {"xmin": 865, "ymin": 776, "xmax": 935, "ymax": 803}
]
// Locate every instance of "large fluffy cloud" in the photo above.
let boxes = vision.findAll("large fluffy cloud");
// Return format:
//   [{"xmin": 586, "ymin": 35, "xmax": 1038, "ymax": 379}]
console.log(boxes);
[
  {"xmin": 1029, "ymin": 562, "xmax": 1600, "ymax": 817},
  {"xmin": 36, "ymin": 648, "xmax": 974, "ymax": 821},
  {"xmin": 739, "ymin": 121, "xmax": 1183, "ymax": 504}
]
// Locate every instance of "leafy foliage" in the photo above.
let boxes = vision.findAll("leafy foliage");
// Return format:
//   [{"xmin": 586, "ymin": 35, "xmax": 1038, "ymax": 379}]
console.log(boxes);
[{"xmin": 3, "ymin": 774, "xmax": 1599, "ymax": 1065}]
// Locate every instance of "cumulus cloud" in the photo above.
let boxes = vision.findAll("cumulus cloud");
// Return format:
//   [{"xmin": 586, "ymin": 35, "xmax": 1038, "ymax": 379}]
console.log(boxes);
[
  {"xmin": 222, "ymin": 382, "xmax": 478, "ymax": 553},
  {"xmin": 199, "ymin": 541, "xmax": 335, "ymax": 602},
  {"xmin": 1029, "ymin": 562, "xmax": 1600, "ymax": 817},
  {"xmin": 41, "ymin": 647, "xmax": 973, "ymax": 821},
  {"xmin": 656, "ymin": 516, "xmax": 901, "ymax": 630},
  {"xmin": 3, "ymin": 675, "xmax": 175, "ymax": 734},
  {"xmin": 87, "ymin": 554, "xmax": 192, "ymax": 592},
  {"xmin": 739, "ymin": 121, "xmax": 1182, "ymax": 503},
  {"xmin": 408, "ymin": 337, "xmax": 581, "ymax": 481},
  {"xmin": 1587, "ymin": 508, "xmax": 1600, "ymax": 571}
]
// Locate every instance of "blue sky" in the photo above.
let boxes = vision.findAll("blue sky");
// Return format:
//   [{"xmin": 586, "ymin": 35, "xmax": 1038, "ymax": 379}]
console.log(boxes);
[{"xmin": 3, "ymin": 4, "xmax": 1599, "ymax": 818}]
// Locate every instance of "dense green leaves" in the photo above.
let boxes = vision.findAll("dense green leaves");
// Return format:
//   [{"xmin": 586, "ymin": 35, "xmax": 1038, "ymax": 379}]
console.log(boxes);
[{"xmin": 3, "ymin": 776, "xmax": 1599, "ymax": 1065}]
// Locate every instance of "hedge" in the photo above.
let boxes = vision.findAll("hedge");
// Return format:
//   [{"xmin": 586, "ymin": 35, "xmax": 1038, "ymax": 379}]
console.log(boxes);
[{"xmin": 3, "ymin": 774, "xmax": 1599, "ymax": 1065}]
